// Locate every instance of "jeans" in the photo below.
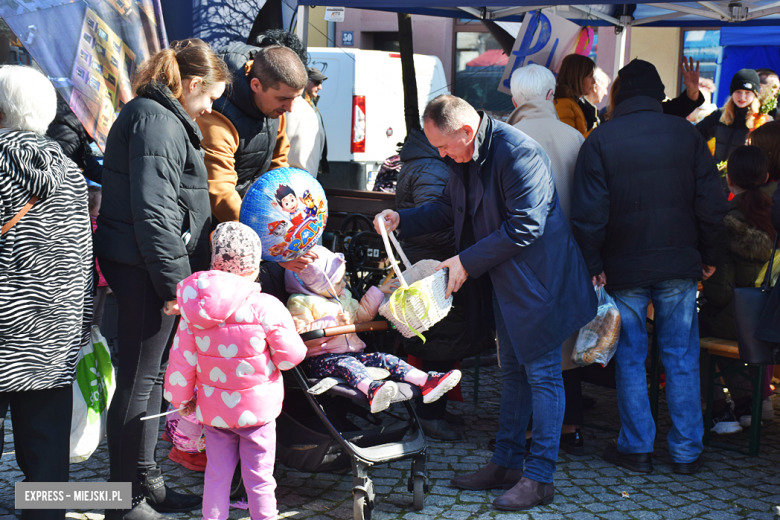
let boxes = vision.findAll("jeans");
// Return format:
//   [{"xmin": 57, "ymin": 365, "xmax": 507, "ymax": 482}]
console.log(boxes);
[
  {"xmin": 611, "ymin": 278, "xmax": 703, "ymax": 463},
  {"xmin": 203, "ymin": 421, "xmax": 277, "ymax": 520},
  {"xmin": 0, "ymin": 385, "xmax": 72, "ymax": 520},
  {"xmin": 490, "ymin": 293, "xmax": 565, "ymax": 483},
  {"xmin": 562, "ymin": 360, "xmax": 616, "ymax": 425},
  {"xmin": 99, "ymin": 259, "xmax": 176, "ymax": 484}
]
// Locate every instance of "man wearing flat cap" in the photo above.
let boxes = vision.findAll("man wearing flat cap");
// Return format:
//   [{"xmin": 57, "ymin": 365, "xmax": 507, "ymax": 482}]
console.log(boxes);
[
  {"xmin": 285, "ymin": 66, "xmax": 329, "ymax": 177},
  {"xmin": 306, "ymin": 67, "xmax": 329, "ymax": 176}
]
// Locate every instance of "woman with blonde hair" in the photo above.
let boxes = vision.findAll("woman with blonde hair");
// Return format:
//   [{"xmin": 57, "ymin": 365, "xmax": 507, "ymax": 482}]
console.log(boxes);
[
  {"xmin": 95, "ymin": 39, "xmax": 230, "ymax": 520},
  {"xmin": 697, "ymin": 69, "xmax": 761, "ymax": 164},
  {"xmin": 554, "ymin": 53, "xmax": 596, "ymax": 137}
]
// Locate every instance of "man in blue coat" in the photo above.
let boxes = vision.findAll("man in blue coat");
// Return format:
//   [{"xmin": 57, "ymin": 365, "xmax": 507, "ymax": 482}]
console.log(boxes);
[{"xmin": 375, "ymin": 95, "xmax": 597, "ymax": 510}]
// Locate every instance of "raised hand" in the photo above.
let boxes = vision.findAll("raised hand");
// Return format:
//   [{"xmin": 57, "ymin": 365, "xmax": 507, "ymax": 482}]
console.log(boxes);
[{"xmin": 680, "ymin": 57, "xmax": 701, "ymax": 101}]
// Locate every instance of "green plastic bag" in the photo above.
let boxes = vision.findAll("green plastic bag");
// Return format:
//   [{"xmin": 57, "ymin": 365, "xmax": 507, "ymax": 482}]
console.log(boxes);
[{"xmin": 69, "ymin": 325, "xmax": 116, "ymax": 463}]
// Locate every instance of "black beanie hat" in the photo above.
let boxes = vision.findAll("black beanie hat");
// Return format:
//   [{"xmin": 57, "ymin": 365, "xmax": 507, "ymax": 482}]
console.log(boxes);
[
  {"xmin": 615, "ymin": 59, "xmax": 666, "ymax": 106},
  {"xmin": 730, "ymin": 69, "xmax": 761, "ymax": 96}
]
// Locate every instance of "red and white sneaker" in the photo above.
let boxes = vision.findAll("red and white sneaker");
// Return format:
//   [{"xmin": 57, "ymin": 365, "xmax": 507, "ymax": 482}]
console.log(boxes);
[
  {"xmin": 367, "ymin": 381, "xmax": 398, "ymax": 413},
  {"xmin": 421, "ymin": 370, "xmax": 462, "ymax": 404}
]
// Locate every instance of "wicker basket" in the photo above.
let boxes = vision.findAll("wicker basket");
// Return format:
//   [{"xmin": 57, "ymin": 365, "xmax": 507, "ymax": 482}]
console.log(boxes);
[{"xmin": 377, "ymin": 222, "xmax": 453, "ymax": 339}]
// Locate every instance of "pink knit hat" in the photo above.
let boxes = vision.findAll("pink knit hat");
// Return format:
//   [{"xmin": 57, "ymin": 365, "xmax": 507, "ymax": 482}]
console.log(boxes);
[{"xmin": 211, "ymin": 222, "xmax": 263, "ymax": 275}]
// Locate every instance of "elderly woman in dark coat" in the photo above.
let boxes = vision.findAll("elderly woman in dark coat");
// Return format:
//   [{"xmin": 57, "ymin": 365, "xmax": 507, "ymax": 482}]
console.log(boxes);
[
  {"xmin": 395, "ymin": 128, "xmax": 494, "ymax": 441},
  {"xmin": 0, "ymin": 65, "xmax": 93, "ymax": 520}
]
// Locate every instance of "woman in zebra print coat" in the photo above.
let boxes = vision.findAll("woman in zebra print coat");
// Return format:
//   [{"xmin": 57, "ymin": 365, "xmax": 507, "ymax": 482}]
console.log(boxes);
[{"xmin": 0, "ymin": 65, "xmax": 93, "ymax": 520}]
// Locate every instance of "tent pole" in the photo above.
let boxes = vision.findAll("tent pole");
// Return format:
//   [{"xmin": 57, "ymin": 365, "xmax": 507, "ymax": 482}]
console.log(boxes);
[
  {"xmin": 613, "ymin": 26, "xmax": 628, "ymax": 76},
  {"xmin": 295, "ymin": 5, "xmax": 309, "ymax": 47},
  {"xmin": 398, "ymin": 12, "xmax": 421, "ymax": 135}
]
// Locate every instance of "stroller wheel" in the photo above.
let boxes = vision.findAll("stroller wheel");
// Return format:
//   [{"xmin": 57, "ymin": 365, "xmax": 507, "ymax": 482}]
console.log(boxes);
[
  {"xmin": 412, "ymin": 475, "xmax": 425, "ymax": 511},
  {"xmin": 353, "ymin": 489, "xmax": 373, "ymax": 520}
]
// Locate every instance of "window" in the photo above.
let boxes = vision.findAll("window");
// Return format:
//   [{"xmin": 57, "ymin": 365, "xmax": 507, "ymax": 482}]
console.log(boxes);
[
  {"xmin": 79, "ymin": 49, "xmax": 91, "ymax": 65},
  {"xmin": 76, "ymin": 67, "xmax": 87, "ymax": 81},
  {"xmin": 88, "ymin": 76, "xmax": 101, "ymax": 92},
  {"xmin": 123, "ymin": 55, "xmax": 134, "ymax": 78},
  {"xmin": 112, "ymin": 41, "xmax": 121, "ymax": 53},
  {"xmin": 454, "ymin": 27, "xmax": 513, "ymax": 116},
  {"xmin": 106, "ymin": 73, "xmax": 116, "ymax": 86},
  {"xmin": 110, "ymin": 56, "xmax": 119, "ymax": 68},
  {"xmin": 372, "ymin": 32, "xmax": 399, "ymax": 52},
  {"xmin": 86, "ymin": 18, "xmax": 96, "ymax": 30},
  {"xmin": 82, "ymin": 33, "xmax": 93, "ymax": 46},
  {"xmin": 96, "ymin": 44, "xmax": 106, "ymax": 57},
  {"xmin": 682, "ymin": 29, "xmax": 721, "ymax": 84},
  {"xmin": 91, "ymin": 61, "xmax": 103, "ymax": 74},
  {"xmin": 98, "ymin": 28, "xmax": 108, "ymax": 41},
  {"xmin": 588, "ymin": 30, "xmax": 598, "ymax": 63}
]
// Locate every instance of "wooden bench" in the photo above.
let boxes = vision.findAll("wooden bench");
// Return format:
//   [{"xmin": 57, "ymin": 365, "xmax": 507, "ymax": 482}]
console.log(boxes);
[
  {"xmin": 324, "ymin": 188, "xmax": 395, "ymax": 233},
  {"xmin": 699, "ymin": 337, "xmax": 740, "ymax": 359},
  {"xmin": 647, "ymin": 331, "xmax": 767, "ymax": 456},
  {"xmin": 700, "ymin": 337, "xmax": 766, "ymax": 456}
]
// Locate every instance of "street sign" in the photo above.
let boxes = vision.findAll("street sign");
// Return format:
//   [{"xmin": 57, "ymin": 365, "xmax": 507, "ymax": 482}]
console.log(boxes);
[
  {"xmin": 324, "ymin": 7, "xmax": 345, "ymax": 22},
  {"xmin": 341, "ymin": 31, "xmax": 353, "ymax": 46}
]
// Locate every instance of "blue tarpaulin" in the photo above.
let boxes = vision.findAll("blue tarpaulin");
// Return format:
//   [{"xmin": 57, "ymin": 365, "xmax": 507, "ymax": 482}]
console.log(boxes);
[
  {"xmin": 721, "ymin": 26, "xmax": 780, "ymax": 46},
  {"xmin": 297, "ymin": 0, "xmax": 780, "ymax": 27},
  {"xmin": 716, "ymin": 27, "xmax": 780, "ymax": 105}
]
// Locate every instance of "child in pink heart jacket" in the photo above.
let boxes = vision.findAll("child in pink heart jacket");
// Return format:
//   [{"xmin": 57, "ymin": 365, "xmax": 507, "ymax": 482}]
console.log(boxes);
[{"xmin": 164, "ymin": 222, "xmax": 307, "ymax": 520}]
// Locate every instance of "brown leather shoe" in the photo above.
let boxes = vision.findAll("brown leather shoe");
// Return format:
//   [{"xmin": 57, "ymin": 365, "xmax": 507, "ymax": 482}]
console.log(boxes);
[
  {"xmin": 493, "ymin": 476, "xmax": 554, "ymax": 511},
  {"xmin": 450, "ymin": 461, "xmax": 523, "ymax": 490}
]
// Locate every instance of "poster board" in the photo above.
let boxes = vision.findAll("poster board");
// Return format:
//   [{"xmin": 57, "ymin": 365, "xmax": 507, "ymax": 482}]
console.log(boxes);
[
  {"xmin": 498, "ymin": 10, "xmax": 590, "ymax": 95},
  {"xmin": 0, "ymin": 0, "xmax": 167, "ymax": 151}
]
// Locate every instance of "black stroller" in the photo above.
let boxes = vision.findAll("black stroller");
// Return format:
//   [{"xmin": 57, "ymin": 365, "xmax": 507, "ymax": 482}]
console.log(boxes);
[{"xmin": 277, "ymin": 320, "xmax": 429, "ymax": 520}]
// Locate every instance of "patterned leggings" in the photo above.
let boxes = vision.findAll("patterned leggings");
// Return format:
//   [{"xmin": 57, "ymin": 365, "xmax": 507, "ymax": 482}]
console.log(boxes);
[{"xmin": 305, "ymin": 352, "xmax": 415, "ymax": 388}]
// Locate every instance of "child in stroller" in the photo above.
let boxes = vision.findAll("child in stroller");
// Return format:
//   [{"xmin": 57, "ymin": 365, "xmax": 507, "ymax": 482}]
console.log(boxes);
[
  {"xmin": 164, "ymin": 222, "xmax": 308, "ymax": 520},
  {"xmin": 285, "ymin": 245, "xmax": 461, "ymax": 413}
]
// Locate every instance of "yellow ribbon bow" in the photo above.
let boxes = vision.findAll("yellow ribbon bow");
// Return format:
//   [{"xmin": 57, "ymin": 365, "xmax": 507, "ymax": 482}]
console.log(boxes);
[{"xmin": 388, "ymin": 281, "xmax": 431, "ymax": 343}]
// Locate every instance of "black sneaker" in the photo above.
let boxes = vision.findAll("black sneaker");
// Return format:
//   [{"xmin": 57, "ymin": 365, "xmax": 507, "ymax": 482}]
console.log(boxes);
[
  {"xmin": 709, "ymin": 407, "xmax": 742, "ymax": 434},
  {"xmin": 560, "ymin": 429, "xmax": 585, "ymax": 456}
]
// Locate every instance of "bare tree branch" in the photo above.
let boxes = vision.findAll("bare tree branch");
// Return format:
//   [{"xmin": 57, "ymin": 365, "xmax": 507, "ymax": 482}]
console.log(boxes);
[{"xmin": 196, "ymin": 0, "xmax": 261, "ymax": 48}]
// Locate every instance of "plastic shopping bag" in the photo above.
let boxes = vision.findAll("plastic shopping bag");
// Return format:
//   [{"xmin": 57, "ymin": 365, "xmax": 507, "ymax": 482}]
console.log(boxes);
[
  {"xmin": 756, "ymin": 250, "xmax": 780, "ymax": 287},
  {"xmin": 69, "ymin": 325, "xmax": 116, "ymax": 463},
  {"xmin": 572, "ymin": 286, "xmax": 621, "ymax": 367}
]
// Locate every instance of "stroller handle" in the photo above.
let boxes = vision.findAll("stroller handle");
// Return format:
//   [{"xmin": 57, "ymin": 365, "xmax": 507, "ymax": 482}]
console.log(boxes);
[{"xmin": 300, "ymin": 321, "xmax": 390, "ymax": 342}]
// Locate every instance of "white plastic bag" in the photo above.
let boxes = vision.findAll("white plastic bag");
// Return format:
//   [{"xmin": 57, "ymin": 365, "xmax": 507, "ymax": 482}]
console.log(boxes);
[
  {"xmin": 69, "ymin": 325, "xmax": 116, "ymax": 463},
  {"xmin": 572, "ymin": 286, "xmax": 621, "ymax": 367}
]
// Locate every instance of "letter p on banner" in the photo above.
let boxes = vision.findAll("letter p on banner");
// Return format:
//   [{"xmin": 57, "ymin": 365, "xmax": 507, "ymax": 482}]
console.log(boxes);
[{"xmin": 498, "ymin": 10, "xmax": 588, "ymax": 95}]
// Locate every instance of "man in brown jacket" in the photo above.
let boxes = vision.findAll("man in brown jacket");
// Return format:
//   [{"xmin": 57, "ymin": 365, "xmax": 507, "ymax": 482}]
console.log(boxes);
[{"xmin": 197, "ymin": 44, "xmax": 308, "ymax": 228}]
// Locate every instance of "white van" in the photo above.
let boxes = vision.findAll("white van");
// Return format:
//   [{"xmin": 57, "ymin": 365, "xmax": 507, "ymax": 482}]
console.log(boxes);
[{"xmin": 306, "ymin": 48, "xmax": 450, "ymax": 190}]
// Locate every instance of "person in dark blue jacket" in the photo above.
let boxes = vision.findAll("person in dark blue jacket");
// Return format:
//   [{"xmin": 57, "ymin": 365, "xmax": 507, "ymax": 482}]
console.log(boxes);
[
  {"xmin": 374, "ymin": 95, "xmax": 597, "ymax": 511},
  {"xmin": 571, "ymin": 59, "xmax": 728, "ymax": 477}
]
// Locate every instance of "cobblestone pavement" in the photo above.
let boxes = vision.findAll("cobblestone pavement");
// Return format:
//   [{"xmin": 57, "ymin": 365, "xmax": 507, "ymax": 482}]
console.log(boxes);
[{"xmin": 2, "ymin": 361, "xmax": 780, "ymax": 520}]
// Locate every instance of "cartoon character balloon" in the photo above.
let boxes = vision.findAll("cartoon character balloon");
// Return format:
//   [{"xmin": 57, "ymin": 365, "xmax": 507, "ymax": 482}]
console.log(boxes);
[{"xmin": 239, "ymin": 167, "xmax": 328, "ymax": 262}]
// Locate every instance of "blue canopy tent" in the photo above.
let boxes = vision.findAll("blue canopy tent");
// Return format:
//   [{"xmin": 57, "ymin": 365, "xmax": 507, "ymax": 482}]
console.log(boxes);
[
  {"xmin": 296, "ymin": 0, "xmax": 780, "ymax": 90},
  {"xmin": 295, "ymin": 0, "xmax": 780, "ymax": 27},
  {"xmin": 717, "ymin": 27, "xmax": 780, "ymax": 105}
]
